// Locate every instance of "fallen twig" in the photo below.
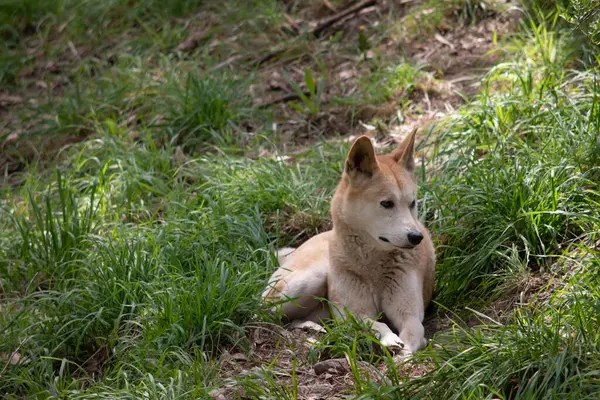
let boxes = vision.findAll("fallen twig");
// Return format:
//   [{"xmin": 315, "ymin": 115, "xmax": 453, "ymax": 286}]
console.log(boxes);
[
  {"xmin": 311, "ymin": 0, "xmax": 377, "ymax": 38},
  {"xmin": 257, "ymin": 91, "xmax": 312, "ymax": 109},
  {"xmin": 253, "ymin": 49, "xmax": 286, "ymax": 67},
  {"xmin": 253, "ymin": 0, "xmax": 378, "ymax": 67},
  {"xmin": 323, "ymin": 0, "xmax": 338, "ymax": 13},
  {"xmin": 284, "ymin": 13, "xmax": 301, "ymax": 33},
  {"xmin": 208, "ymin": 55, "xmax": 243, "ymax": 72},
  {"xmin": 177, "ymin": 29, "xmax": 209, "ymax": 52},
  {"xmin": 0, "ymin": 339, "xmax": 26, "ymax": 377}
]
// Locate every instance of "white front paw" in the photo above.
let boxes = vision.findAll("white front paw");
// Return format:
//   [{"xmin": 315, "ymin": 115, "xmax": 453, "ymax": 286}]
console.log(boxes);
[
  {"xmin": 379, "ymin": 332, "xmax": 405, "ymax": 351},
  {"xmin": 289, "ymin": 320, "xmax": 327, "ymax": 333},
  {"xmin": 403, "ymin": 336, "xmax": 428, "ymax": 353}
]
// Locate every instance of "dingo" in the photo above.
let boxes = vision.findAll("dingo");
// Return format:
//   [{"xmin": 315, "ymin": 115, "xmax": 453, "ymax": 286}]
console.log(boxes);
[{"xmin": 263, "ymin": 130, "xmax": 435, "ymax": 353}]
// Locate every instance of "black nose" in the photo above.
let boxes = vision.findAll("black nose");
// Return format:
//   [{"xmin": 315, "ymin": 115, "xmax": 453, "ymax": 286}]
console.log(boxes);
[{"xmin": 407, "ymin": 231, "xmax": 423, "ymax": 245}]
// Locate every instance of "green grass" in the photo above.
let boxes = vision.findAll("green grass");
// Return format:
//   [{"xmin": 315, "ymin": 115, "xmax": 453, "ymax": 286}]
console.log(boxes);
[
  {"xmin": 342, "ymin": 9, "xmax": 600, "ymax": 399},
  {"xmin": 424, "ymin": 20, "xmax": 600, "ymax": 308},
  {"xmin": 2, "ymin": 0, "xmax": 600, "ymax": 398},
  {"xmin": 0, "ymin": 132, "xmax": 344, "ymax": 396}
]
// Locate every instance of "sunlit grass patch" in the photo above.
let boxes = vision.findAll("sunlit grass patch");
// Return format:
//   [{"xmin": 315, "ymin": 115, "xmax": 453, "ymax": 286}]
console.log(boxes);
[
  {"xmin": 397, "ymin": 0, "xmax": 501, "ymax": 42},
  {"xmin": 11, "ymin": 55, "xmax": 266, "ymax": 157},
  {"xmin": 362, "ymin": 62, "xmax": 429, "ymax": 104}
]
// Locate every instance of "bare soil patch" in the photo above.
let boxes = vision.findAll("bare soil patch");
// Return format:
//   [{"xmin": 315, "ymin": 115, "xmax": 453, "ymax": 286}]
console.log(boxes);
[
  {"xmin": 407, "ymin": 9, "xmax": 520, "ymax": 96},
  {"xmin": 215, "ymin": 324, "xmax": 351, "ymax": 399}
]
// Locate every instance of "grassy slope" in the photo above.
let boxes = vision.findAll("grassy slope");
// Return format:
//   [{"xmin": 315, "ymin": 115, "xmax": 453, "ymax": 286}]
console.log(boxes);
[{"xmin": 1, "ymin": 1, "xmax": 600, "ymax": 399}]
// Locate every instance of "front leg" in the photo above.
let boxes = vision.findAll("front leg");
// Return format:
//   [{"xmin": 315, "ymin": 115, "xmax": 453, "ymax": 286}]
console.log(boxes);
[
  {"xmin": 390, "ymin": 313, "xmax": 427, "ymax": 353},
  {"xmin": 328, "ymin": 272, "xmax": 404, "ymax": 352},
  {"xmin": 382, "ymin": 277, "xmax": 428, "ymax": 353},
  {"xmin": 331, "ymin": 306, "xmax": 405, "ymax": 351}
]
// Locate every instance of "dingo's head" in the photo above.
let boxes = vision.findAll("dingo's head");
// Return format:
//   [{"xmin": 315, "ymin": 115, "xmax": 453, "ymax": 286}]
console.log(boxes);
[{"xmin": 332, "ymin": 129, "xmax": 423, "ymax": 251}]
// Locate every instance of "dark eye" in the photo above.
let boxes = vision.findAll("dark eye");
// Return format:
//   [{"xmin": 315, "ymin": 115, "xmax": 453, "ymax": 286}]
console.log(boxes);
[
  {"xmin": 380, "ymin": 200, "xmax": 394, "ymax": 209},
  {"xmin": 410, "ymin": 200, "xmax": 416, "ymax": 209}
]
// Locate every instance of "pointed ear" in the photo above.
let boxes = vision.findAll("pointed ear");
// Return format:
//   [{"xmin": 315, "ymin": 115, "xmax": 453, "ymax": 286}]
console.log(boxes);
[
  {"xmin": 345, "ymin": 136, "xmax": 378, "ymax": 179},
  {"xmin": 392, "ymin": 128, "xmax": 417, "ymax": 172}
]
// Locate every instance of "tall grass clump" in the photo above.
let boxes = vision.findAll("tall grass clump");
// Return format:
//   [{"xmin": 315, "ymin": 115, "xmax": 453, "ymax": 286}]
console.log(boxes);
[
  {"xmin": 0, "ymin": 136, "xmax": 345, "ymax": 397},
  {"xmin": 159, "ymin": 72, "xmax": 260, "ymax": 150},
  {"xmin": 4, "ymin": 170, "xmax": 99, "ymax": 291},
  {"xmin": 423, "ymin": 23, "xmax": 600, "ymax": 307}
]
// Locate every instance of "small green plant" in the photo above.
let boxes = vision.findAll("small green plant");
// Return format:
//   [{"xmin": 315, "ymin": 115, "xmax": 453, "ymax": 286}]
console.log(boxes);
[
  {"xmin": 357, "ymin": 26, "xmax": 371, "ymax": 53},
  {"xmin": 283, "ymin": 68, "xmax": 326, "ymax": 118},
  {"xmin": 161, "ymin": 71, "xmax": 258, "ymax": 149},
  {"xmin": 361, "ymin": 62, "xmax": 424, "ymax": 105}
]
